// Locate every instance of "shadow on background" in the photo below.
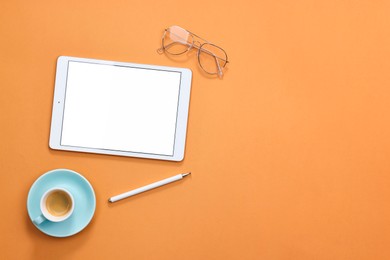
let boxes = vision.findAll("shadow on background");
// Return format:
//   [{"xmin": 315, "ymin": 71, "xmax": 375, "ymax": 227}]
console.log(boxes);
[
  {"xmin": 24, "ymin": 184, "xmax": 97, "ymax": 260},
  {"xmin": 24, "ymin": 213, "xmax": 97, "ymax": 260}
]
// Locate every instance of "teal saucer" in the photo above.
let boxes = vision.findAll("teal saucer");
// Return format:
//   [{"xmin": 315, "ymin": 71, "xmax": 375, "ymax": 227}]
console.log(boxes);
[{"xmin": 27, "ymin": 169, "xmax": 96, "ymax": 237}]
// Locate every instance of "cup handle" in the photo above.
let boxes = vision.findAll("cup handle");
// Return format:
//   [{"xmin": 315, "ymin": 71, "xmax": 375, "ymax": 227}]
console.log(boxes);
[{"xmin": 33, "ymin": 214, "xmax": 46, "ymax": 225}]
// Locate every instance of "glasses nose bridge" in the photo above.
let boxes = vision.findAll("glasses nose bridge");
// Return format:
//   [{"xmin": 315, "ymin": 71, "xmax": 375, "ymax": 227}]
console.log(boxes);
[
  {"xmin": 188, "ymin": 40, "xmax": 201, "ymax": 52},
  {"xmin": 194, "ymin": 40, "xmax": 202, "ymax": 49}
]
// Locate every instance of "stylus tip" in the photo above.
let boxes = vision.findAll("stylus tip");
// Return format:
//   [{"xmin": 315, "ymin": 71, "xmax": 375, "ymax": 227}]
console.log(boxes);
[{"xmin": 182, "ymin": 172, "xmax": 191, "ymax": 178}]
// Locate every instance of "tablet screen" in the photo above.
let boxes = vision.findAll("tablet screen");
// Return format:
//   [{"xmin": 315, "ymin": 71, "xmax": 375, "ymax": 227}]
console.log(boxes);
[{"xmin": 60, "ymin": 61, "xmax": 181, "ymax": 156}]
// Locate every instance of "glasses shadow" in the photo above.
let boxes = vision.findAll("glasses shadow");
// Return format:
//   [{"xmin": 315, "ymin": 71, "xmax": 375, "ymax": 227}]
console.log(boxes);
[
  {"xmin": 159, "ymin": 51, "xmax": 196, "ymax": 64},
  {"xmin": 160, "ymin": 51, "xmax": 227, "ymax": 79}
]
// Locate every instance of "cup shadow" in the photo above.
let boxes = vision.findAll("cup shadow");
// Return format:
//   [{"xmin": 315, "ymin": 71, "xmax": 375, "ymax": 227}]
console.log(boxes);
[
  {"xmin": 24, "ymin": 188, "xmax": 97, "ymax": 260},
  {"xmin": 25, "ymin": 215, "xmax": 96, "ymax": 260}
]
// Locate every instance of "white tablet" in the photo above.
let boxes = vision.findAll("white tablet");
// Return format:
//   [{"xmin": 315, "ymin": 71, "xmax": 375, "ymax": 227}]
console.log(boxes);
[{"xmin": 49, "ymin": 56, "xmax": 192, "ymax": 161}]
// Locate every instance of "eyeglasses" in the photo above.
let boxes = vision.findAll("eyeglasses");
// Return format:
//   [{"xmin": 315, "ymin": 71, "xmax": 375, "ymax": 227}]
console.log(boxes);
[{"xmin": 157, "ymin": 25, "xmax": 229, "ymax": 78}]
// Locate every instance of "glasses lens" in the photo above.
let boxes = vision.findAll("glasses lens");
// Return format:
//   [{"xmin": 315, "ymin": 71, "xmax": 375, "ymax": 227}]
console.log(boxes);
[
  {"xmin": 198, "ymin": 43, "xmax": 228, "ymax": 75},
  {"xmin": 163, "ymin": 26, "xmax": 193, "ymax": 55}
]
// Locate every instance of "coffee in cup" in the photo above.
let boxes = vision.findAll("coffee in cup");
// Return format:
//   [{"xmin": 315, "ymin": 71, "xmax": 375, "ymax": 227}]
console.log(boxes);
[{"xmin": 33, "ymin": 187, "xmax": 74, "ymax": 225}]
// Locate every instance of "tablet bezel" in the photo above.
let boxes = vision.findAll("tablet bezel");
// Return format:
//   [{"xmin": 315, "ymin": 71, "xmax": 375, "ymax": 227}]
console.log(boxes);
[{"xmin": 49, "ymin": 56, "xmax": 192, "ymax": 161}]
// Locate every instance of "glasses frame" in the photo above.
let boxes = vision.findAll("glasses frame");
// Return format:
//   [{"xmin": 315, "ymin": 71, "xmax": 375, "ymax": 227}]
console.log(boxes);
[{"xmin": 157, "ymin": 26, "xmax": 229, "ymax": 78}]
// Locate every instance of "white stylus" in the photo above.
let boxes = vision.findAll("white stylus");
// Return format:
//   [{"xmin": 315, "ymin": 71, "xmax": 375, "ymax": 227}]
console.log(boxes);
[{"xmin": 108, "ymin": 172, "xmax": 191, "ymax": 203}]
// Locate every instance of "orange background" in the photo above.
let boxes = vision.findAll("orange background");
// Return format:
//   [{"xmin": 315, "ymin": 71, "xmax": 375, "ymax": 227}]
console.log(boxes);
[{"xmin": 1, "ymin": 0, "xmax": 390, "ymax": 259}]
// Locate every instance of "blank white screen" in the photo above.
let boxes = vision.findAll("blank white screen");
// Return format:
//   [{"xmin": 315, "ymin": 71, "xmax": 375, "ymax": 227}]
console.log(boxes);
[{"xmin": 61, "ymin": 61, "xmax": 181, "ymax": 156}]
